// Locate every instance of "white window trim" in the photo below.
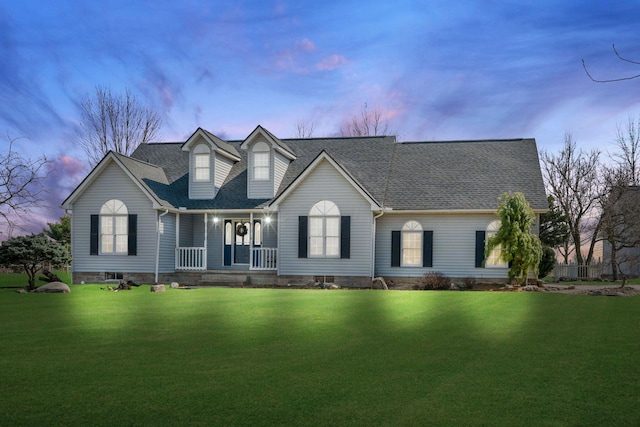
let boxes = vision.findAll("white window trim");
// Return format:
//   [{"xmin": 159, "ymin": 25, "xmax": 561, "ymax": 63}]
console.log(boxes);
[
  {"xmin": 99, "ymin": 199, "xmax": 128, "ymax": 255},
  {"xmin": 252, "ymin": 142, "xmax": 270, "ymax": 181},
  {"xmin": 309, "ymin": 200, "xmax": 340, "ymax": 258},
  {"xmin": 401, "ymin": 220, "xmax": 423, "ymax": 267},
  {"xmin": 193, "ymin": 145, "xmax": 211, "ymax": 182}
]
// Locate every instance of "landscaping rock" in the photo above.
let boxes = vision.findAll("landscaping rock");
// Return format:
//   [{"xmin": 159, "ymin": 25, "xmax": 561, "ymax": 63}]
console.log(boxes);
[
  {"xmin": 522, "ymin": 285, "xmax": 540, "ymax": 292},
  {"xmin": 34, "ymin": 282, "xmax": 71, "ymax": 293},
  {"xmin": 150, "ymin": 284, "xmax": 165, "ymax": 293},
  {"xmin": 15, "ymin": 288, "xmax": 27, "ymax": 294},
  {"xmin": 450, "ymin": 283, "xmax": 459, "ymax": 290},
  {"xmin": 170, "ymin": 282, "xmax": 180, "ymax": 289}
]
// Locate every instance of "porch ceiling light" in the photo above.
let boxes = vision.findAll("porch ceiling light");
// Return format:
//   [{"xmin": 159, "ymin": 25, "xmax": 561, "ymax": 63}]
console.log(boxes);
[
  {"xmin": 212, "ymin": 216, "xmax": 219, "ymax": 224},
  {"xmin": 264, "ymin": 216, "xmax": 272, "ymax": 224}
]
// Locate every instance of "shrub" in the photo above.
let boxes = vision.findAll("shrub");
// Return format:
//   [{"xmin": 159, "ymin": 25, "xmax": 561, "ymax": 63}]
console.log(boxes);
[
  {"xmin": 461, "ymin": 277, "xmax": 477, "ymax": 290},
  {"xmin": 414, "ymin": 272, "xmax": 451, "ymax": 290},
  {"xmin": 538, "ymin": 246, "xmax": 556, "ymax": 279}
]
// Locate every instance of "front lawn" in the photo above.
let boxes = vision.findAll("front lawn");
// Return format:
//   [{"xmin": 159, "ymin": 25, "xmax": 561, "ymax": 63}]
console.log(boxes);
[{"xmin": 1, "ymin": 286, "xmax": 638, "ymax": 426}]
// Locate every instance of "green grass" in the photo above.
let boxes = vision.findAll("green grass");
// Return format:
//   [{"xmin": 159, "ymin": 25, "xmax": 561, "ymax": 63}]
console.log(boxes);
[
  {"xmin": 0, "ymin": 269, "xmax": 71, "ymax": 288},
  {"xmin": 1, "ymin": 286, "xmax": 639, "ymax": 426}
]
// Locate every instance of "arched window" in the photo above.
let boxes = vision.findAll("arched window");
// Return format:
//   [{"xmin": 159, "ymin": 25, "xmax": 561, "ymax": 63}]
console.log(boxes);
[
  {"xmin": 252, "ymin": 141, "xmax": 270, "ymax": 181},
  {"xmin": 309, "ymin": 200, "xmax": 340, "ymax": 257},
  {"xmin": 100, "ymin": 199, "xmax": 128, "ymax": 254},
  {"xmin": 402, "ymin": 220, "xmax": 422, "ymax": 266},
  {"xmin": 193, "ymin": 144, "xmax": 210, "ymax": 181},
  {"xmin": 486, "ymin": 220, "xmax": 507, "ymax": 267}
]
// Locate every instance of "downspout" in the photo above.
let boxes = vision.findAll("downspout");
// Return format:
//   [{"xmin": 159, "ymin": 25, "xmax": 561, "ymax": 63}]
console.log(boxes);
[
  {"xmin": 155, "ymin": 209, "xmax": 169, "ymax": 284},
  {"xmin": 371, "ymin": 209, "xmax": 385, "ymax": 280}
]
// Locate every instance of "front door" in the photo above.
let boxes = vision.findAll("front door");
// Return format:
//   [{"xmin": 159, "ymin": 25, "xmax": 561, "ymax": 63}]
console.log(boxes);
[{"xmin": 234, "ymin": 220, "xmax": 250, "ymax": 264}]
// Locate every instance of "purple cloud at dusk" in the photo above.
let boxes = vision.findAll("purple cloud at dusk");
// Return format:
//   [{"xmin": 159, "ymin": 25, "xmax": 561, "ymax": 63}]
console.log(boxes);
[{"xmin": 0, "ymin": 0, "xmax": 639, "ymax": 236}]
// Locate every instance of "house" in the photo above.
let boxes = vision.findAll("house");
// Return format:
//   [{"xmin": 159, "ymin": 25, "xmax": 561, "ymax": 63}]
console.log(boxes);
[{"xmin": 62, "ymin": 126, "xmax": 548, "ymax": 287}]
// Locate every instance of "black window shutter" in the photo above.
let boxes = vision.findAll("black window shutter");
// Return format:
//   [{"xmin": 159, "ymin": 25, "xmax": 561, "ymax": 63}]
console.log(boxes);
[
  {"xmin": 391, "ymin": 231, "xmax": 401, "ymax": 267},
  {"xmin": 90, "ymin": 215, "xmax": 99, "ymax": 255},
  {"xmin": 423, "ymin": 230, "xmax": 433, "ymax": 268},
  {"xmin": 128, "ymin": 214, "xmax": 137, "ymax": 256},
  {"xmin": 298, "ymin": 216, "xmax": 308, "ymax": 258},
  {"xmin": 340, "ymin": 216, "xmax": 351, "ymax": 259},
  {"xmin": 475, "ymin": 231, "xmax": 486, "ymax": 268}
]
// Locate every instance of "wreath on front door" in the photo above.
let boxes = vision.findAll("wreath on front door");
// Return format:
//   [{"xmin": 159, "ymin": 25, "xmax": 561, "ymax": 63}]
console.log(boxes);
[{"xmin": 236, "ymin": 223, "xmax": 248, "ymax": 237}]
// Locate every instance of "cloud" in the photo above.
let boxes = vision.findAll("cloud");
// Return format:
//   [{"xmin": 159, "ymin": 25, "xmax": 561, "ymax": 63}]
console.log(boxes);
[{"xmin": 317, "ymin": 54, "xmax": 347, "ymax": 71}]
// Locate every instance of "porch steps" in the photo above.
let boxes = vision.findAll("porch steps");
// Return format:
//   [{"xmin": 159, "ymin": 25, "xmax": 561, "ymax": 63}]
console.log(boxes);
[{"xmin": 197, "ymin": 271, "xmax": 277, "ymax": 287}]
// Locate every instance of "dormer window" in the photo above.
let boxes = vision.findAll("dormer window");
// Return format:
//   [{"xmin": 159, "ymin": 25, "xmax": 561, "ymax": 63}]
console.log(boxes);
[
  {"xmin": 193, "ymin": 144, "xmax": 210, "ymax": 181},
  {"xmin": 252, "ymin": 142, "xmax": 270, "ymax": 181}
]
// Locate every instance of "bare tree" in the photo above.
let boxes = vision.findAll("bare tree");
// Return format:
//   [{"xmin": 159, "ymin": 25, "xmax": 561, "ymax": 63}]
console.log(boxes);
[
  {"xmin": 598, "ymin": 167, "xmax": 640, "ymax": 282},
  {"xmin": 0, "ymin": 135, "xmax": 47, "ymax": 234},
  {"xmin": 294, "ymin": 118, "xmax": 315, "ymax": 138},
  {"xmin": 611, "ymin": 116, "xmax": 640, "ymax": 185},
  {"xmin": 340, "ymin": 103, "xmax": 390, "ymax": 137},
  {"xmin": 76, "ymin": 86, "xmax": 162, "ymax": 167},
  {"xmin": 541, "ymin": 134, "xmax": 602, "ymax": 265},
  {"xmin": 582, "ymin": 44, "xmax": 640, "ymax": 82}
]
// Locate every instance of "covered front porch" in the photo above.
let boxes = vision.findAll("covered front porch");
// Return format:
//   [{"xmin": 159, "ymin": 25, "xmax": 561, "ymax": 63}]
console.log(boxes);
[{"xmin": 172, "ymin": 211, "xmax": 277, "ymax": 272}]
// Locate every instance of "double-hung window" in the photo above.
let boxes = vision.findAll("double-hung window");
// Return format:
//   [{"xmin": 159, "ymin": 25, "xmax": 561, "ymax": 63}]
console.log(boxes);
[
  {"xmin": 193, "ymin": 144, "xmax": 210, "ymax": 181},
  {"xmin": 402, "ymin": 221, "xmax": 422, "ymax": 266},
  {"xmin": 309, "ymin": 200, "xmax": 340, "ymax": 257},
  {"xmin": 252, "ymin": 142, "xmax": 270, "ymax": 181},
  {"xmin": 100, "ymin": 199, "xmax": 128, "ymax": 254},
  {"xmin": 486, "ymin": 220, "xmax": 507, "ymax": 268}
]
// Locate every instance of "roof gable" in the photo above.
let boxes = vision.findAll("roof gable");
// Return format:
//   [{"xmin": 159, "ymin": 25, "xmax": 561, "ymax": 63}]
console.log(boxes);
[
  {"xmin": 181, "ymin": 127, "xmax": 241, "ymax": 161},
  {"xmin": 269, "ymin": 150, "xmax": 381, "ymax": 210},
  {"xmin": 62, "ymin": 151, "xmax": 167, "ymax": 209},
  {"xmin": 240, "ymin": 125, "xmax": 296, "ymax": 160}
]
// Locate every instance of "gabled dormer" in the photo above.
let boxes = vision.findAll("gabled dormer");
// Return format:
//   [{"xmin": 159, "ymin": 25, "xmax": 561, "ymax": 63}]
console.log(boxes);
[
  {"xmin": 240, "ymin": 125, "xmax": 297, "ymax": 199},
  {"xmin": 182, "ymin": 128, "xmax": 241, "ymax": 200}
]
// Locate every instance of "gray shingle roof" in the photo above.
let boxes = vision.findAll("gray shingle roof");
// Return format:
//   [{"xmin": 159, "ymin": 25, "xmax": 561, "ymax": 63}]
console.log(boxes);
[{"xmin": 128, "ymin": 135, "xmax": 547, "ymax": 211}]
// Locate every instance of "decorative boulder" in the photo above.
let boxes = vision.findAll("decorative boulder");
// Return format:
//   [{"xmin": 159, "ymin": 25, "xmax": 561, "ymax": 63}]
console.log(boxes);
[
  {"xmin": 150, "ymin": 284, "xmax": 166, "ymax": 293},
  {"xmin": 15, "ymin": 288, "xmax": 27, "ymax": 294},
  {"xmin": 34, "ymin": 281, "xmax": 71, "ymax": 293},
  {"xmin": 522, "ymin": 285, "xmax": 540, "ymax": 292},
  {"xmin": 170, "ymin": 282, "xmax": 180, "ymax": 289}
]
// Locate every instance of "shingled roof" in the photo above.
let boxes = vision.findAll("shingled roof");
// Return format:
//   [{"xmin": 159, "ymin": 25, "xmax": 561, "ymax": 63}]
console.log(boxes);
[{"xmin": 129, "ymin": 134, "xmax": 547, "ymax": 211}]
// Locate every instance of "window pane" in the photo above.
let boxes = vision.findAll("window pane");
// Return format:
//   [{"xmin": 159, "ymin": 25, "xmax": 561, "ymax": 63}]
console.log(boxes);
[
  {"xmin": 115, "ymin": 235, "xmax": 128, "ymax": 253},
  {"xmin": 254, "ymin": 222, "xmax": 262, "ymax": 245},
  {"xmin": 310, "ymin": 237, "xmax": 323, "ymax": 256},
  {"xmin": 326, "ymin": 237, "xmax": 340, "ymax": 256},
  {"xmin": 102, "ymin": 235, "xmax": 113, "ymax": 253},
  {"xmin": 115, "ymin": 216, "xmax": 127, "ymax": 235},
  {"xmin": 326, "ymin": 217, "xmax": 340, "ymax": 237},
  {"xmin": 309, "ymin": 218, "xmax": 323, "ymax": 237},
  {"xmin": 101, "ymin": 217, "xmax": 112, "ymax": 235},
  {"xmin": 254, "ymin": 152, "xmax": 269, "ymax": 180}
]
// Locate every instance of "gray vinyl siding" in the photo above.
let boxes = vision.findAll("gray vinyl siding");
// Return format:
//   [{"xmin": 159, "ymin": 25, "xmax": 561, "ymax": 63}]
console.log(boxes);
[
  {"xmin": 273, "ymin": 152, "xmax": 289, "ymax": 194},
  {"xmin": 375, "ymin": 213, "xmax": 509, "ymax": 279},
  {"xmin": 248, "ymin": 139, "xmax": 274, "ymax": 199},
  {"xmin": 214, "ymin": 155, "xmax": 234, "ymax": 192},
  {"xmin": 189, "ymin": 143, "xmax": 214, "ymax": 200},
  {"xmin": 158, "ymin": 213, "xmax": 176, "ymax": 273},
  {"xmin": 178, "ymin": 214, "xmax": 194, "ymax": 247},
  {"xmin": 278, "ymin": 159, "xmax": 373, "ymax": 277},
  {"xmin": 70, "ymin": 160, "xmax": 158, "ymax": 273}
]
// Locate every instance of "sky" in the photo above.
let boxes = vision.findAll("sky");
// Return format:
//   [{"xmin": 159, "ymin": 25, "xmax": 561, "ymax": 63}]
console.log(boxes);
[{"xmin": 1, "ymin": 0, "xmax": 640, "ymax": 236}]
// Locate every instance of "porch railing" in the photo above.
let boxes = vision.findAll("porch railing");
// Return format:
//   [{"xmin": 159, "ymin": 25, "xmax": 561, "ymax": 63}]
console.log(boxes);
[
  {"xmin": 251, "ymin": 247, "xmax": 277, "ymax": 270},
  {"xmin": 176, "ymin": 247, "xmax": 206, "ymax": 270}
]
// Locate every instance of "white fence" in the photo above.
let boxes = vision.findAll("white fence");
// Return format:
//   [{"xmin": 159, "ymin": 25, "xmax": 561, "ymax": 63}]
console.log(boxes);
[{"xmin": 554, "ymin": 263, "xmax": 603, "ymax": 281}]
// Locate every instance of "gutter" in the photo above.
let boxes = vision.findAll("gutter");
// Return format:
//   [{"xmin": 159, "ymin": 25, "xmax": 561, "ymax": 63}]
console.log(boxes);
[
  {"xmin": 371, "ymin": 209, "xmax": 387, "ymax": 280},
  {"xmin": 155, "ymin": 209, "xmax": 169, "ymax": 284}
]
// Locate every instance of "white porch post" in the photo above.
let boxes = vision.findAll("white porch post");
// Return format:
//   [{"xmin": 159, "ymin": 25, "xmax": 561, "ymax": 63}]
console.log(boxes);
[
  {"xmin": 175, "ymin": 213, "xmax": 180, "ymax": 270},
  {"xmin": 249, "ymin": 212, "xmax": 254, "ymax": 270},
  {"xmin": 204, "ymin": 213, "xmax": 208, "ymax": 270}
]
